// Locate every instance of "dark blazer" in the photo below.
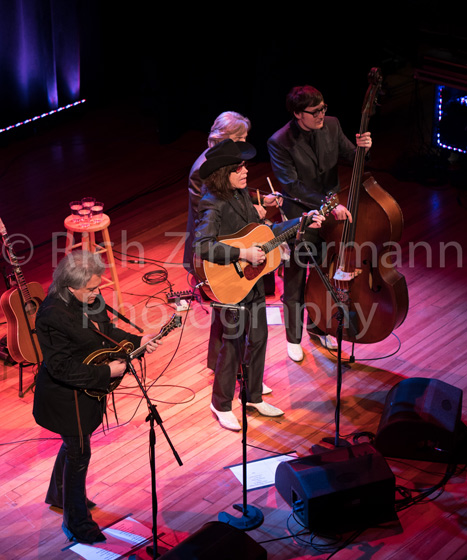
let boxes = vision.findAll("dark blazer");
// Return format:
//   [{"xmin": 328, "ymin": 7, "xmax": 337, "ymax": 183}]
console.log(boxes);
[
  {"xmin": 267, "ymin": 116, "xmax": 356, "ymax": 220},
  {"xmin": 33, "ymin": 293, "xmax": 141, "ymax": 436},
  {"xmin": 183, "ymin": 148, "xmax": 208, "ymax": 271}
]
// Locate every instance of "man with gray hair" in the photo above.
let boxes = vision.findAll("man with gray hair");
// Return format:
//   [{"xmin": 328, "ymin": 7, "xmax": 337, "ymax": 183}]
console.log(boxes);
[{"xmin": 33, "ymin": 250, "xmax": 159, "ymax": 544}]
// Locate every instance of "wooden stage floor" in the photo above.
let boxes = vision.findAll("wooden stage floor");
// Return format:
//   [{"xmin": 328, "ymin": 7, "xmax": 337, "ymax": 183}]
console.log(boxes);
[{"xmin": 1, "ymin": 86, "xmax": 467, "ymax": 559}]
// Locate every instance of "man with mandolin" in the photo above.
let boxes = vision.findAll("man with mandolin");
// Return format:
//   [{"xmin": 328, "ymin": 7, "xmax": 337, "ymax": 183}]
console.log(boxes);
[
  {"xmin": 32, "ymin": 250, "xmax": 160, "ymax": 545},
  {"xmin": 268, "ymin": 84, "xmax": 372, "ymax": 362},
  {"xmin": 193, "ymin": 139, "xmax": 324, "ymax": 431}
]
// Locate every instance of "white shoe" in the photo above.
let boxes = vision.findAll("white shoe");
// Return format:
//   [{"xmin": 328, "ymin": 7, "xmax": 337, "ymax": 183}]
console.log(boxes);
[
  {"xmin": 210, "ymin": 403, "xmax": 241, "ymax": 431},
  {"xmin": 262, "ymin": 383, "xmax": 272, "ymax": 395},
  {"xmin": 243, "ymin": 400, "xmax": 284, "ymax": 417},
  {"xmin": 287, "ymin": 342, "xmax": 304, "ymax": 362},
  {"xmin": 317, "ymin": 334, "xmax": 338, "ymax": 349}
]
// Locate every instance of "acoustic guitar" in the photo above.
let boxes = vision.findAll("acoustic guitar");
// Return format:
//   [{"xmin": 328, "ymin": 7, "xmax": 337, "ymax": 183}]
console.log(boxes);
[
  {"xmin": 193, "ymin": 194, "xmax": 338, "ymax": 304},
  {"xmin": 83, "ymin": 313, "xmax": 182, "ymax": 399},
  {"xmin": 0, "ymin": 219, "xmax": 44, "ymax": 364}
]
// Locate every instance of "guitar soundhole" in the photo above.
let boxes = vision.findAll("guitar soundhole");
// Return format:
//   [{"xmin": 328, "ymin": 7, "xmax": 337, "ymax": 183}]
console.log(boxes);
[
  {"xmin": 243, "ymin": 263, "xmax": 266, "ymax": 280},
  {"xmin": 25, "ymin": 300, "xmax": 41, "ymax": 315}
]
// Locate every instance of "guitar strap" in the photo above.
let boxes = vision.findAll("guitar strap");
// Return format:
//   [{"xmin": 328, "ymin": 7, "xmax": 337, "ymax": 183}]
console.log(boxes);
[{"xmin": 86, "ymin": 321, "xmax": 129, "ymax": 351}]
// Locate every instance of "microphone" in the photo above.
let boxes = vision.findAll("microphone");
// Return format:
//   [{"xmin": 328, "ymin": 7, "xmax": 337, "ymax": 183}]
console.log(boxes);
[
  {"xmin": 211, "ymin": 302, "xmax": 245, "ymax": 311},
  {"xmin": 295, "ymin": 212, "xmax": 308, "ymax": 247}
]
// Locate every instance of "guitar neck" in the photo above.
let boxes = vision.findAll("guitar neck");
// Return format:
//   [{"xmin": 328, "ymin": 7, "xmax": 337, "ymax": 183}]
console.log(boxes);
[
  {"xmin": 260, "ymin": 197, "xmax": 336, "ymax": 255},
  {"xmin": 14, "ymin": 266, "xmax": 33, "ymax": 304},
  {"xmin": 261, "ymin": 222, "xmax": 300, "ymax": 254},
  {"xmin": 0, "ymin": 225, "xmax": 33, "ymax": 305}
]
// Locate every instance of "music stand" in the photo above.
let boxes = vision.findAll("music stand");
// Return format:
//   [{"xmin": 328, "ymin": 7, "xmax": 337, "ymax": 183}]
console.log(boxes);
[{"xmin": 212, "ymin": 302, "xmax": 264, "ymax": 531}]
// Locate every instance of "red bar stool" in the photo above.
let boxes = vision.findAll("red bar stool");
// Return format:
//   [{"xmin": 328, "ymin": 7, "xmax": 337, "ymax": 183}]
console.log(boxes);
[{"xmin": 64, "ymin": 213, "xmax": 123, "ymax": 310}]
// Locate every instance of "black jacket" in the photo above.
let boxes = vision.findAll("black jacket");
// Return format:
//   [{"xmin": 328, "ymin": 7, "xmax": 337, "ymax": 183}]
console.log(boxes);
[
  {"xmin": 267, "ymin": 116, "xmax": 356, "ymax": 219},
  {"xmin": 33, "ymin": 293, "xmax": 141, "ymax": 436}
]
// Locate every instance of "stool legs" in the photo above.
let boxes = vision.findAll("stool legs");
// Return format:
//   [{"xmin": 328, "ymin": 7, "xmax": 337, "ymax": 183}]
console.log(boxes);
[{"xmin": 100, "ymin": 227, "xmax": 123, "ymax": 310}]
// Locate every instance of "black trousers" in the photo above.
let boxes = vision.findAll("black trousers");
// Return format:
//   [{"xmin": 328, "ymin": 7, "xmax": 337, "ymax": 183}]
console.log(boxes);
[
  {"xmin": 283, "ymin": 236, "xmax": 325, "ymax": 344},
  {"xmin": 211, "ymin": 295, "xmax": 267, "ymax": 412},
  {"xmin": 46, "ymin": 435, "xmax": 103, "ymax": 542}
]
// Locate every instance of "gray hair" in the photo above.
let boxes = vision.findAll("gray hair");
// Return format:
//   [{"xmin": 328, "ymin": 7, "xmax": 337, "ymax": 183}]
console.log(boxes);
[
  {"xmin": 208, "ymin": 111, "xmax": 251, "ymax": 147},
  {"xmin": 49, "ymin": 250, "xmax": 106, "ymax": 302}
]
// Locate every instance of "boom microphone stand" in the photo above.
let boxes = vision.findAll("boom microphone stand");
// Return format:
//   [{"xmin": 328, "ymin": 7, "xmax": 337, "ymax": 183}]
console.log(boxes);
[
  {"xmin": 213, "ymin": 302, "xmax": 264, "ymax": 531},
  {"xmin": 296, "ymin": 213, "xmax": 357, "ymax": 448},
  {"xmin": 125, "ymin": 357, "xmax": 183, "ymax": 559}
]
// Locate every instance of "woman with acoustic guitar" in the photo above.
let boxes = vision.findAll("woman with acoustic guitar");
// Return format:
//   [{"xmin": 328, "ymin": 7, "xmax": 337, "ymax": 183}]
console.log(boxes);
[
  {"xmin": 193, "ymin": 139, "xmax": 325, "ymax": 431},
  {"xmin": 33, "ymin": 250, "xmax": 159, "ymax": 545}
]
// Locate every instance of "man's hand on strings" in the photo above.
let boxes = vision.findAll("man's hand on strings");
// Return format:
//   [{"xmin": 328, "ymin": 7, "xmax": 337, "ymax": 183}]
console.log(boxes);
[
  {"xmin": 141, "ymin": 334, "xmax": 162, "ymax": 354},
  {"xmin": 331, "ymin": 204, "xmax": 352, "ymax": 222},
  {"xmin": 240, "ymin": 246, "xmax": 266, "ymax": 265},
  {"xmin": 306, "ymin": 210, "xmax": 326, "ymax": 229},
  {"xmin": 356, "ymin": 131, "xmax": 372, "ymax": 152},
  {"xmin": 109, "ymin": 359, "xmax": 127, "ymax": 378}
]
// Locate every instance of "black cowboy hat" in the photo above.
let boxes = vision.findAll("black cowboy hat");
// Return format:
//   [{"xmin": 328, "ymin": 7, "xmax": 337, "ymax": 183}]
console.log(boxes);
[{"xmin": 199, "ymin": 139, "xmax": 256, "ymax": 179}]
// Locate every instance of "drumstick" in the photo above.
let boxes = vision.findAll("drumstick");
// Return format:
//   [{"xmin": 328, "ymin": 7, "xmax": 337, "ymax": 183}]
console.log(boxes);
[
  {"xmin": 266, "ymin": 177, "xmax": 275, "ymax": 195},
  {"xmin": 267, "ymin": 177, "xmax": 288, "ymax": 221},
  {"xmin": 256, "ymin": 189, "xmax": 261, "ymax": 206}
]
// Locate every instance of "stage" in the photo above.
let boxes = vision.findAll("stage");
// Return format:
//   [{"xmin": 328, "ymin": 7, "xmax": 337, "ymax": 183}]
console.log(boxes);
[{"xmin": 1, "ymin": 66, "xmax": 467, "ymax": 559}]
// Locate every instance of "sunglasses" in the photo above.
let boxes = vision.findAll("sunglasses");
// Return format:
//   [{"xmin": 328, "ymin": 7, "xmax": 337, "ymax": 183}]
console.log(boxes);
[{"xmin": 232, "ymin": 162, "xmax": 248, "ymax": 173}]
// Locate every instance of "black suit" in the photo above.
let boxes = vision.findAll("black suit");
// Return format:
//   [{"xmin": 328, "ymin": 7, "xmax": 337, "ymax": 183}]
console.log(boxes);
[
  {"xmin": 194, "ymin": 188, "xmax": 299, "ymax": 411},
  {"xmin": 33, "ymin": 293, "xmax": 142, "ymax": 542},
  {"xmin": 267, "ymin": 117, "xmax": 356, "ymax": 343}
]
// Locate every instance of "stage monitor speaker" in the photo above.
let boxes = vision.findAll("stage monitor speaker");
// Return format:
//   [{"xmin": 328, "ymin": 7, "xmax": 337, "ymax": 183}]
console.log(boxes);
[
  {"xmin": 275, "ymin": 443, "xmax": 396, "ymax": 534},
  {"xmin": 160, "ymin": 521, "xmax": 267, "ymax": 559},
  {"xmin": 374, "ymin": 377, "xmax": 467, "ymax": 463}
]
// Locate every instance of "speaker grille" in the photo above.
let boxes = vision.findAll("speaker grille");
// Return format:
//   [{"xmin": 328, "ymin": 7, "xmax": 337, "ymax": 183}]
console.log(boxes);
[
  {"xmin": 275, "ymin": 443, "xmax": 396, "ymax": 533},
  {"xmin": 375, "ymin": 378, "xmax": 465, "ymax": 462}
]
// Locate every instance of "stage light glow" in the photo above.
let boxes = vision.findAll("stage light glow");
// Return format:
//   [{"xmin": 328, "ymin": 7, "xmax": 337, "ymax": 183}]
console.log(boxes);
[
  {"xmin": 434, "ymin": 86, "xmax": 467, "ymax": 154},
  {"xmin": 0, "ymin": 99, "xmax": 86, "ymax": 134}
]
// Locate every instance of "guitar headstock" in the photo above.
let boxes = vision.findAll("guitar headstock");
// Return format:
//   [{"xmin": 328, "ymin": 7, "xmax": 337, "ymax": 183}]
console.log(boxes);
[{"xmin": 320, "ymin": 192, "xmax": 339, "ymax": 216}]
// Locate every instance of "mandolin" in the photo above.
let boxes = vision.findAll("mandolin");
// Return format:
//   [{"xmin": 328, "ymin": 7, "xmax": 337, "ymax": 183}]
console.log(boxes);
[
  {"xmin": 0, "ymin": 218, "xmax": 45, "ymax": 364},
  {"xmin": 193, "ymin": 194, "xmax": 338, "ymax": 304},
  {"xmin": 83, "ymin": 313, "xmax": 182, "ymax": 399}
]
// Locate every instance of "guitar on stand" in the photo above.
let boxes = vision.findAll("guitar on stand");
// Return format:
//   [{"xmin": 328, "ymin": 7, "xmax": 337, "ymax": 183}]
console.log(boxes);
[{"xmin": 0, "ymin": 219, "xmax": 45, "ymax": 396}]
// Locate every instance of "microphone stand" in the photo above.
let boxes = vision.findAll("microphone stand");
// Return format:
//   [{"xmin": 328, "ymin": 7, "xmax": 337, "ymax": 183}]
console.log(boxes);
[
  {"xmin": 297, "ymin": 223, "xmax": 355, "ymax": 448},
  {"xmin": 125, "ymin": 357, "xmax": 183, "ymax": 559},
  {"xmin": 213, "ymin": 302, "xmax": 264, "ymax": 531}
]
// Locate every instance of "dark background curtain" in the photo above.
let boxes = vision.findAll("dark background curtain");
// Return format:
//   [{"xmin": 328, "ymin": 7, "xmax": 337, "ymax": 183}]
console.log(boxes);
[
  {"xmin": 0, "ymin": 0, "xmax": 88, "ymax": 128},
  {"xmin": 0, "ymin": 1, "xmax": 464, "ymax": 157}
]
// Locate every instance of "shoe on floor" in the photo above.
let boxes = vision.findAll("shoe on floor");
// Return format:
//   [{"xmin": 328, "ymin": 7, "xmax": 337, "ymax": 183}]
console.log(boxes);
[
  {"xmin": 210, "ymin": 403, "xmax": 241, "ymax": 431},
  {"xmin": 315, "ymin": 333, "xmax": 338, "ymax": 349},
  {"xmin": 62, "ymin": 522, "xmax": 106, "ymax": 544},
  {"xmin": 287, "ymin": 342, "xmax": 304, "ymax": 362},
  {"xmin": 243, "ymin": 401, "xmax": 284, "ymax": 417},
  {"xmin": 262, "ymin": 383, "xmax": 272, "ymax": 395}
]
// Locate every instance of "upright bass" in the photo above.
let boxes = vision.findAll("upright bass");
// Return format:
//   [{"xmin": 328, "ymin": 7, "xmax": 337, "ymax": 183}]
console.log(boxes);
[{"xmin": 305, "ymin": 68, "xmax": 409, "ymax": 344}]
